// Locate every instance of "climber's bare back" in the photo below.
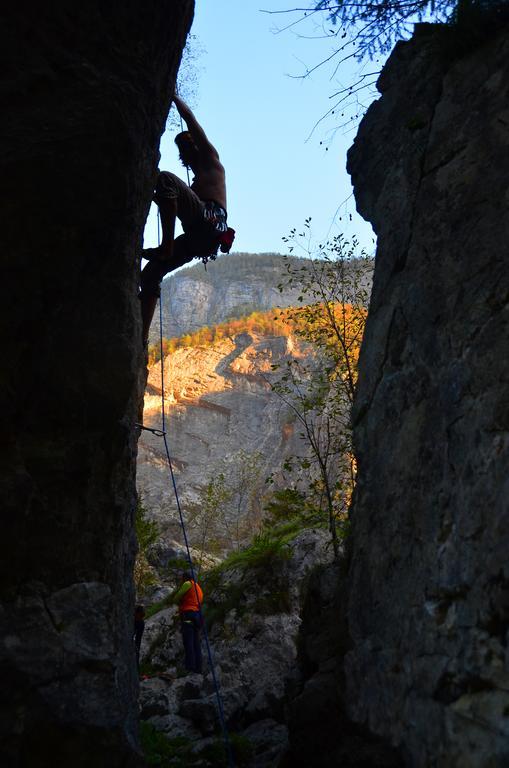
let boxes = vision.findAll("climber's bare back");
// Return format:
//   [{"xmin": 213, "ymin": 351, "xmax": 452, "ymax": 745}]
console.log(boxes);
[
  {"xmin": 191, "ymin": 154, "xmax": 227, "ymax": 211},
  {"xmin": 173, "ymin": 94, "xmax": 227, "ymax": 210}
]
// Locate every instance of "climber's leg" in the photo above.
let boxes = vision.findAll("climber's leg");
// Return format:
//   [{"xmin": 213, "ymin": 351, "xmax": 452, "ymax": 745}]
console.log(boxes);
[
  {"xmin": 143, "ymin": 197, "xmax": 177, "ymax": 261},
  {"xmin": 139, "ymin": 234, "xmax": 192, "ymax": 344},
  {"xmin": 143, "ymin": 172, "xmax": 204, "ymax": 261},
  {"xmin": 140, "ymin": 294, "xmax": 158, "ymax": 346}
]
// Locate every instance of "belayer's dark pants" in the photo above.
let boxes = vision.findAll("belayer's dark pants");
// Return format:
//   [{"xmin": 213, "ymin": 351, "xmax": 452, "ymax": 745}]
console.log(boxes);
[{"xmin": 181, "ymin": 611, "xmax": 202, "ymax": 674}]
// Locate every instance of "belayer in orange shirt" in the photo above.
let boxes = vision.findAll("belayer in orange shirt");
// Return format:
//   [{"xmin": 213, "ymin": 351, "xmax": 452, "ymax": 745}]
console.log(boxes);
[{"xmin": 172, "ymin": 569, "xmax": 204, "ymax": 674}]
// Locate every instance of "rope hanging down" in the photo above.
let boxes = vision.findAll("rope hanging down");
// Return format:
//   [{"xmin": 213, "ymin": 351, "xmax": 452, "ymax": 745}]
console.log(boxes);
[{"xmin": 148, "ymin": 212, "xmax": 235, "ymax": 766}]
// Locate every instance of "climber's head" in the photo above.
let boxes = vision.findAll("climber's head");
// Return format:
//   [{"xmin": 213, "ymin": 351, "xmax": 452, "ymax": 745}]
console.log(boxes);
[{"xmin": 175, "ymin": 131, "xmax": 199, "ymax": 170}]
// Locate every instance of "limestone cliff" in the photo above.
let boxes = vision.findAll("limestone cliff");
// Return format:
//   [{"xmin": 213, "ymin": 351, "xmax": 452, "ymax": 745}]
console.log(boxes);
[
  {"xmin": 344, "ymin": 22, "xmax": 509, "ymax": 766},
  {"xmin": 0, "ymin": 4, "xmax": 193, "ymax": 766},
  {"xmin": 149, "ymin": 252, "xmax": 311, "ymax": 342},
  {"xmin": 137, "ymin": 331, "xmax": 308, "ymax": 549}
]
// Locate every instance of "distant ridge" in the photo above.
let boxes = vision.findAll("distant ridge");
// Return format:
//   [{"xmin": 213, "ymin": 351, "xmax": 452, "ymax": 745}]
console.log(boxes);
[{"xmin": 150, "ymin": 251, "xmax": 311, "ymax": 342}]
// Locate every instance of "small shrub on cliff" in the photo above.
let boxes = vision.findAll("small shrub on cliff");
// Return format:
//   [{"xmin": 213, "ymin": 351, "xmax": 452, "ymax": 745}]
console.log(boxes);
[
  {"xmin": 140, "ymin": 723, "xmax": 189, "ymax": 766},
  {"xmin": 263, "ymin": 487, "xmax": 324, "ymax": 529},
  {"xmin": 134, "ymin": 499, "xmax": 160, "ymax": 595},
  {"xmin": 140, "ymin": 722, "xmax": 253, "ymax": 767},
  {"xmin": 202, "ymin": 522, "xmax": 301, "ymax": 628},
  {"xmin": 189, "ymin": 450, "xmax": 268, "ymax": 556},
  {"xmin": 199, "ymin": 734, "xmax": 253, "ymax": 767}
]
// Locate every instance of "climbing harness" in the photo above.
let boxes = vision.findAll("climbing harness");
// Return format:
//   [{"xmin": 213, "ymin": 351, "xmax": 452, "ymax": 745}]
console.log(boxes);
[
  {"xmin": 136, "ymin": 211, "xmax": 235, "ymax": 767},
  {"xmin": 197, "ymin": 202, "xmax": 236, "ymax": 267}
]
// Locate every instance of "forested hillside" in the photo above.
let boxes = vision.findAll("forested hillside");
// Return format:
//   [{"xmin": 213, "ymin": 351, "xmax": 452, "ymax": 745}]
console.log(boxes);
[{"xmin": 150, "ymin": 251, "xmax": 310, "ymax": 341}]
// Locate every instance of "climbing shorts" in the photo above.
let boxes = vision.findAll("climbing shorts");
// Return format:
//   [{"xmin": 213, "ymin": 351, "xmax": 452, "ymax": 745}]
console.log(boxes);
[
  {"xmin": 140, "ymin": 171, "xmax": 232, "ymax": 298},
  {"xmin": 153, "ymin": 171, "xmax": 206, "ymax": 232}
]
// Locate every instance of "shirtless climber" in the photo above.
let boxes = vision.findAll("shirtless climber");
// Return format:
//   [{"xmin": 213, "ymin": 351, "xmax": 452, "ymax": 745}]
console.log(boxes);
[{"xmin": 140, "ymin": 94, "xmax": 234, "ymax": 343}]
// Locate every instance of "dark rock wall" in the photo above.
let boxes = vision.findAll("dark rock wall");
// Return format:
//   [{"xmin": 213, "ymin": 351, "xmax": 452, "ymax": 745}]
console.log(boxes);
[
  {"xmin": 346, "ymin": 24, "xmax": 509, "ymax": 767},
  {"xmin": 284, "ymin": 562, "xmax": 403, "ymax": 768},
  {"xmin": 0, "ymin": 3, "xmax": 193, "ymax": 766}
]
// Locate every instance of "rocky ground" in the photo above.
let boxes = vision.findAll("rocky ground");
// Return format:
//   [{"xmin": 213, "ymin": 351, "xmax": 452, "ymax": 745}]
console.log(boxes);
[{"xmin": 138, "ymin": 529, "xmax": 333, "ymax": 767}]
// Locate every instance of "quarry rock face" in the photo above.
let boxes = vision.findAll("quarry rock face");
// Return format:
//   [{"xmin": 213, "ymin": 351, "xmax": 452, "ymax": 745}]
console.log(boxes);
[
  {"xmin": 346, "ymin": 24, "xmax": 509, "ymax": 766},
  {"xmin": 0, "ymin": 3, "xmax": 193, "ymax": 765},
  {"xmin": 150, "ymin": 253, "xmax": 312, "ymax": 342},
  {"xmin": 138, "ymin": 332, "xmax": 307, "ymax": 543}
]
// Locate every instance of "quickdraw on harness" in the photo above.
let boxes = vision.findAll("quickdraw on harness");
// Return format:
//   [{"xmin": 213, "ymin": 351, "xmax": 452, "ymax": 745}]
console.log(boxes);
[{"xmin": 201, "ymin": 200, "xmax": 236, "ymax": 266}]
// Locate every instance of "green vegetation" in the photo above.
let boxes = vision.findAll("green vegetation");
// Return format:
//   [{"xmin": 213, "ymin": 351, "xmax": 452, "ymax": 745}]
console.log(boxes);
[
  {"xmin": 148, "ymin": 307, "xmax": 295, "ymax": 367},
  {"xmin": 270, "ymin": 229, "xmax": 373, "ymax": 557},
  {"xmin": 264, "ymin": 487, "xmax": 323, "ymax": 529},
  {"xmin": 202, "ymin": 519, "xmax": 307, "ymax": 629},
  {"xmin": 139, "ymin": 659, "xmax": 166, "ymax": 678},
  {"xmin": 314, "ymin": 1, "xmax": 455, "ymax": 56},
  {"xmin": 169, "ymin": 251, "xmax": 301, "ymax": 284},
  {"xmin": 140, "ymin": 723, "xmax": 253, "ymax": 767},
  {"xmin": 188, "ymin": 451, "xmax": 266, "ymax": 556},
  {"xmin": 134, "ymin": 499, "xmax": 161, "ymax": 595},
  {"xmin": 144, "ymin": 598, "xmax": 172, "ymax": 620},
  {"xmin": 140, "ymin": 726, "xmax": 189, "ymax": 767},
  {"xmin": 281, "ymin": 1, "xmax": 507, "ymax": 61}
]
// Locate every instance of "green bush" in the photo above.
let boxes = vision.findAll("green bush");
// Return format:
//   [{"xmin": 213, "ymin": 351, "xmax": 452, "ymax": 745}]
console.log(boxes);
[
  {"xmin": 202, "ymin": 580, "xmax": 247, "ymax": 630},
  {"xmin": 140, "ymin": 723, "xmax": 190, "ymax": 767},
  {"xmin": 135, "ymin": 499, "xmax": 161, "ymax": 596},
  {"xmin": 199, "ymin": 733, "xmax": 253, "ymax": 767},
  {"xmin": 144, "ymin": 599, "xmax": 169, "ymax": 620},
  {"xmin": 202, "ymin": 520, "xmax": 310, "ymax": 629},
  {"xmin": 139, "ymin": 660, "xmax": 166, "ymax": 678},
  {"xmin": 140, "ymin": 723, "xmax": 253, "ymax": 767}
]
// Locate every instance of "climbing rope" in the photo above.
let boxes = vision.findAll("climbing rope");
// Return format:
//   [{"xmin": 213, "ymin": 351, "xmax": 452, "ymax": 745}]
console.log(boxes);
[{"xmin": 143, "ymin": 212, "xmax": 235, "ymax": 767}]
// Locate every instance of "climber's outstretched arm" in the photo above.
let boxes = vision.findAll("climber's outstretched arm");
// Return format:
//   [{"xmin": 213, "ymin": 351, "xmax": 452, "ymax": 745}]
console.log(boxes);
[{"xmin": 173, "ymin": 94, "xmax": 219, "ymax": 159}]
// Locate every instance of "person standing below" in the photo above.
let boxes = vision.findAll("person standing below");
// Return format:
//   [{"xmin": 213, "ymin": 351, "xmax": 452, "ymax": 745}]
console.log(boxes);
[
  {"xmin": 140, "ymin": 94, "xmax": 234, "ymax": 344},
  {"xmin": 173, "ymin": 570, "xmax": 204, "ymax": 675}
]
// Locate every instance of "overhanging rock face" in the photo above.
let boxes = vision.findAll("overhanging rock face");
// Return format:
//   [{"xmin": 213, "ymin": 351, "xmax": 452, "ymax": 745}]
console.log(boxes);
[
  {"xmin": 346, "ymin": 23, "xmax": 509, "ymax": 767},
  {"xmin": 0, "ymin": 3, "xmax": 193, "ymax": 765}
]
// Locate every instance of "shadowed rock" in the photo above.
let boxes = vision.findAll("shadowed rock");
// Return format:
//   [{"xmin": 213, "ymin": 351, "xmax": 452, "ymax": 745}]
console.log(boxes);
[
  {"xmin": 346, "ymin": 21, "xmax": 509, "ymax": 767},
  {"xmin": 0, "ymin": 3, "xmax": 193, "ymax": 765}
]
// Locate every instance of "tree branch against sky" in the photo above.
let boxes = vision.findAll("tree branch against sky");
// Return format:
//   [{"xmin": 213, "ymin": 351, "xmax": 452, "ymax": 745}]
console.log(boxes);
[
  {"xmin": 167, "ymin": 34, "xmax": 205, "ymax": 129},
  {"xmin": 260, "ymin": 1, "xmax": 502, "ymax": 142},
  {"xmin": 262, "ymin": 2, "xmax": 456, "ymax": 61}
]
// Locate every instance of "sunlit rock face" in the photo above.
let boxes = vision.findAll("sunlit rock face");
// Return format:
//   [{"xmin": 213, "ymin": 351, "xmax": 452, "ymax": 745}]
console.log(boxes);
[
  {"xmin": 346, "ymin": 23, "xmax": 509, "ymax": 766},
  {"xmin": 0, "ymin": 3, "xmax": 193, "ymax": 765},
  {"xmin": 137, "ymin": 332, "xmax": 307, "ymax": 543}
]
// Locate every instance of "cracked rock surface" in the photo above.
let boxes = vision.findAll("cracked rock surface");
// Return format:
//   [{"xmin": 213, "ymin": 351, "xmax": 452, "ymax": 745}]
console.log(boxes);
[
  {"xmin": 139, "ymin": 530, "xmax": 332, "ymax": 767},
  {"xmin": 0, "ymin": 3, "xmax": 193, "ymax": 765},
  {"xmin": 345, "ymin": 22, "xmax": 509, "ymax": 767}
]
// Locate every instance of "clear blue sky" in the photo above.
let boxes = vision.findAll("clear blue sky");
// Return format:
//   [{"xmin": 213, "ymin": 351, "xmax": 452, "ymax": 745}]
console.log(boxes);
[{"xmin": 143, "ymin": 1, "xmax": 382, "ymax": 257}]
